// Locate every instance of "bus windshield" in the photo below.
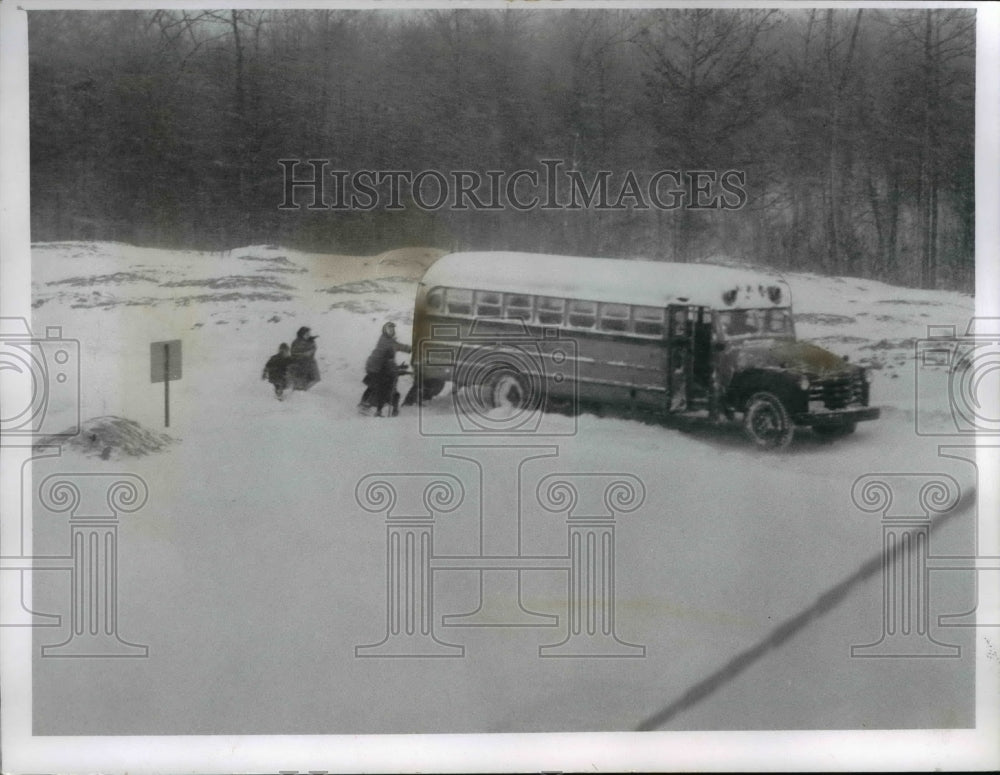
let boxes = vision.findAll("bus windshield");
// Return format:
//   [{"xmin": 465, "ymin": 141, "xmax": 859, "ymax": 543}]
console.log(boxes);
[{"xmin": 717, "ymin": 308, "xmax": 794, "ymax": 340}]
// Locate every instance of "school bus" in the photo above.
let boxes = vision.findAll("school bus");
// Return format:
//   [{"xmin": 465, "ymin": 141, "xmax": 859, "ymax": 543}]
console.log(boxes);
[{"xmin": 409, "ymin": 251, "xmax": 879, "ymax": 447}]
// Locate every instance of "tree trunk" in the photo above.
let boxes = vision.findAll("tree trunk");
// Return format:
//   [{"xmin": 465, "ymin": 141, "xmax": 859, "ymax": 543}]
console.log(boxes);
[
  {"xmin": 866, "ymin": 171, "xmax": 884, "ymax": 280},
  {"xmin": 919, "ymin": 9, "xmax": 933, "ymax": 288}
]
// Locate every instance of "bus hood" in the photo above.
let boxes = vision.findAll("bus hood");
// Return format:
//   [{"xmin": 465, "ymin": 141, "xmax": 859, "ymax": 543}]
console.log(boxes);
[{"xmin": 737, "ymin": 339, "xmax": 857, "ymax": 379}]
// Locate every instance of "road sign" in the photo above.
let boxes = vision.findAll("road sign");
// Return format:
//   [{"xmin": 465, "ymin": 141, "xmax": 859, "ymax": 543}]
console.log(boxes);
[
  {"xmin": 150, "ymin": 340, "xmax": 182, "ymax": 383},
  {"xmin": 150, "ymin": 340, "xmax": 182, "ymax": 427}
]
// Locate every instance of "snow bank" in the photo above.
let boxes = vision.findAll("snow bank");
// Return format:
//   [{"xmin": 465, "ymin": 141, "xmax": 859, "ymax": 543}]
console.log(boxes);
[{"xmin": 35, "ymin": 415, "xmax": 174, "ymax": 460}]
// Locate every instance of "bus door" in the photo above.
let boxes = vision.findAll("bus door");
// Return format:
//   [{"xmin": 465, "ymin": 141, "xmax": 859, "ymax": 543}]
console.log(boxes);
[
  {"xmin": 666, "ymin": 305, "xmax": 696, "ymax": 412},
  {"xmin": 691, "ymin": 307, "xmax": 713, "ymax": 399}
]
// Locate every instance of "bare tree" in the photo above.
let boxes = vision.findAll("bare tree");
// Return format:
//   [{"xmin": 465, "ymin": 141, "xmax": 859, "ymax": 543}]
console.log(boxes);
[{"xmin": 633, "ymin": 8, "xmax": 780, "ymax": 257}]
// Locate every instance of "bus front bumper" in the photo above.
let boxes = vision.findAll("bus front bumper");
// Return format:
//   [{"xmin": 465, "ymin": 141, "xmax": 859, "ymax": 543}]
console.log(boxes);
[{"xmin": 795, "ymin": 406, "xmax": 881, "ymax": 426}]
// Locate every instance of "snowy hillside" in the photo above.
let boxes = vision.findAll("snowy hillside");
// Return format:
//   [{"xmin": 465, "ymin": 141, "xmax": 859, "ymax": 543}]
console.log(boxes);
[{"xmin": 26, "ymin": 242, "xmax": 978, "ymax": 735}]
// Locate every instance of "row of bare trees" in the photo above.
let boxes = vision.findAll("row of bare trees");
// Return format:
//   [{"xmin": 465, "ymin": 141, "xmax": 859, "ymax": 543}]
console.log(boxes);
[{"xmin": 28, "ymin": 8, "xmax": 974, "ymax": 289}]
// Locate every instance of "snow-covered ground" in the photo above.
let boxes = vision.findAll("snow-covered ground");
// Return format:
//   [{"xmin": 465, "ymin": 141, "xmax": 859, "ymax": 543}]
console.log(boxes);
[{"xmin": 23, "ymin": 242, "xmax": 980, "ymax": 733}]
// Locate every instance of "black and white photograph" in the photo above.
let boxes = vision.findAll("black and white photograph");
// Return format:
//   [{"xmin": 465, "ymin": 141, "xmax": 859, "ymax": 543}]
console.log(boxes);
[{"xmin": 1, "ymin": 1, "xmax": 998, "ymax": 772}]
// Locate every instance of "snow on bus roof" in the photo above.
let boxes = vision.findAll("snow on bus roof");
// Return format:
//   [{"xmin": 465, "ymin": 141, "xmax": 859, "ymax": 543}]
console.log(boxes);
[{"xmin": 419, "ymin": 251, "xmax": 790, "ymax": 309}]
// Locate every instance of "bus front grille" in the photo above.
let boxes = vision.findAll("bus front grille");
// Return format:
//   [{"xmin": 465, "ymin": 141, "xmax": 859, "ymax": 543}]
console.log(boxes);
[{"xmin": 810, "ymin": 374, "xmax": 863, "ymax": 410}]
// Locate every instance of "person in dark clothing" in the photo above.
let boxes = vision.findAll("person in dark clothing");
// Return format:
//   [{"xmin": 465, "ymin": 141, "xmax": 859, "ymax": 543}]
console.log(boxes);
[
  {"xmin": 289, "ymin": 326, "xmax": 320, "ymax": 390},
  {"xmin": 361, "ymin": 321, "xmax": 411, "ymax": 416},
  {"xmin": 262, "ymin": 343, "xmax": 292, "ymax": 400}
]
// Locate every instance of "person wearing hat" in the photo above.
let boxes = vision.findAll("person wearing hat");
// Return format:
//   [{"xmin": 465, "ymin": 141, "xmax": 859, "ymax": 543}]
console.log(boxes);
[
  {"xmin": 361, "ymin": 321, "xmax": 411, "ymax": 416},
  {"xmin": 289, "ymin": 326, "xmax": 320, "ymax": 390}
]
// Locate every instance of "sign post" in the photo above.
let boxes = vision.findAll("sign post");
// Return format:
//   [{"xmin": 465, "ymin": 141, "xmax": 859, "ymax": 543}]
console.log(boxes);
[{"xmin": 150, "ymin": 340, "xmax": 182, "ymax": 427}]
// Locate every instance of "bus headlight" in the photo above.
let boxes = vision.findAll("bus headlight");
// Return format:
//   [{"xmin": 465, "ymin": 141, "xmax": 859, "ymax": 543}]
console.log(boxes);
[{"xmin": 798, "ymin": 375, "xmax": 810, "ymax": 391}]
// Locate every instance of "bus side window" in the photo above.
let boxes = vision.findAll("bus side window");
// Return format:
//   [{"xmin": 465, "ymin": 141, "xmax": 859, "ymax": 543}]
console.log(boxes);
[
  {"xmin": 599, "ymin": 303, "xmax": 630, "ymax": 332},
  {"xmin": 475, "ymin": 290, "xmax": 502, "ymax": 317},
  {"xmin": 567, "ymin": 300, "xmax": 597, "ymax": 329},
  {"xmin": 504, "ymin": 293, "xmax": 533, "ymax": 320},
  {"xmin": 446, "ymin": 288, "xmax": 473, "ymax": 316},
  {"xmin": 633, "ymin": 306, "xmax": 665, "ymax": 337},
  {"xmin": 536, "ymin": 296, "xmax": 566, "ymax": 326}
]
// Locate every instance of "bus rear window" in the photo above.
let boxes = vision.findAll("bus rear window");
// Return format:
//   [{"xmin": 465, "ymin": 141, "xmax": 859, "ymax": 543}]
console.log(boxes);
[
  {"xmin": 475, "ymin": 290, "xmax": 502, "ymax": 317},
  {"xmin": 633, "ymin": 306, "xmax": 665, "ymax": 337},
  {"xmin": 446, "ymin": 288, "xmax": 473, "ymax": 315},
  {"xmin": 567, "ymin": 300, "xmax": 597, "ymax": 329},
  {"xmin": 425, "ymin": 289, "xmax": 444, "ymax": 311},
  {"xmin": 536, "ymin": 296, "xmax": 565, "ymax": 325}
]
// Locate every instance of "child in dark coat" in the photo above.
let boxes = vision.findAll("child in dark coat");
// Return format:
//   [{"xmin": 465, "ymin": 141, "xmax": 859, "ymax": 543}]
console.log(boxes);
[{"xmin": 262, "ymin": 343, "xmax": 292, "ymax": 400}]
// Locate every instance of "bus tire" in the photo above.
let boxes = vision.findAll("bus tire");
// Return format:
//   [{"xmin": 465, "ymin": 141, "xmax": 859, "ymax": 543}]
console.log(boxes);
[
  {"xmin": 743, "ymin": 391, "xmax": 794, "ymax": 449},
  {"xmin": 486, "ymin": 371, "xmax": 536, "ymax": 413},
  {"xmin": 422, "ymin": 377, "xmax": 446, "ymax": 401}
]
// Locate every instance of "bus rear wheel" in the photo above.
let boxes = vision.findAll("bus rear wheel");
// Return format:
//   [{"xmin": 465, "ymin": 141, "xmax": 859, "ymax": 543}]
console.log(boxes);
[
  {"xmin": 486, "ymin": 371, "xmax": 536, "ymax": 416},
  {"xmin": 743, "ymin": 391, "xmax": 794, "ymax": 449}
]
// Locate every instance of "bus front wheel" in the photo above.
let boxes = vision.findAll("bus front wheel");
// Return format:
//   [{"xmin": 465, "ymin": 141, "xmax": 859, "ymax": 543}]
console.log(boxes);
[{"xmin": 743, "ymin": 392, "xmax": 794, "ymax": 449}]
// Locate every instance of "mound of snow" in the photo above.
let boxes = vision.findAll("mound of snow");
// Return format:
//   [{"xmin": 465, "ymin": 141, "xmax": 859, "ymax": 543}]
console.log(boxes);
[
  {"xmin": 34, "ymin": 416, "xmax": 175, "ymax": 460},
  {"xmin": 372, "ymin": 247, "xmax": 446, "ymax": 278}
]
